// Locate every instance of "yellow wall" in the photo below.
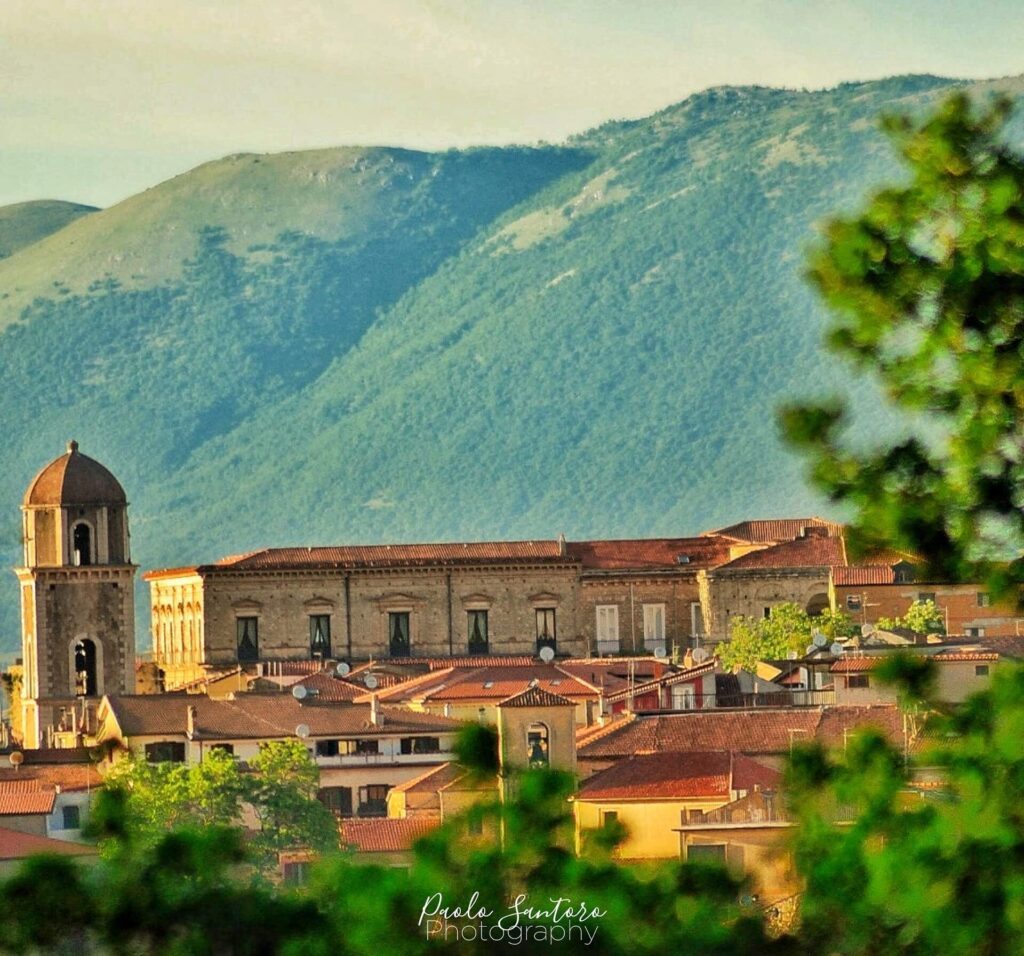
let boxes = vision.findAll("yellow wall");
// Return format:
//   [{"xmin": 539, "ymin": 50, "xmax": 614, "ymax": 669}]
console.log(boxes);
[{"xmin": 575, "ymin": 797, "xmax": 727, "ymax": 860}]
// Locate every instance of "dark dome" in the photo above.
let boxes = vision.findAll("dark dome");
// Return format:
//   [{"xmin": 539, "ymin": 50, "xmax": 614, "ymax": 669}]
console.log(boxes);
[{"xmin": 23, "ymin": 441, "xmax": 127, "ymax": 507}]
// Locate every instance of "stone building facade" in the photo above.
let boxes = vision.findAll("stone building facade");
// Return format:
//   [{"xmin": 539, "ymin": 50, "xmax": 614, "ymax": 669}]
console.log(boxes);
[{"xmin": 15, "ymin": 442, "xmax": 136, "ymax": 747}]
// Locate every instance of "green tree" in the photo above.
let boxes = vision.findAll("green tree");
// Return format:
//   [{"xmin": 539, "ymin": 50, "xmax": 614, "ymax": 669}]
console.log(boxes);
[
  {"xmin": 781, "ymin": 92, "xmax": 1024, "ymax": 601},
  {"xmin": 876, "ymin": 598, "xmax": 946, "ymax": 635},
  {"xmin": 718, "ymin": 602, "xmax": 856, "ymax": 671}
]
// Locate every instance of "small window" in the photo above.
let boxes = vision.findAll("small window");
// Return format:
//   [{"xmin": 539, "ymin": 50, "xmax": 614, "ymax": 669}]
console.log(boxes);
[
  {"xmin": 527, "ymin": 722, "xmax": 550, "ymax": 767},
  {"xmin": 600, "ymin": 809, "xmax": 618, "ymax": 828},
  {"xmin": 61, "ymin": 805, "xmax": 81, "ymax": 830},
  {"xmin": 145, "ymin": 741, "xmax": 186, "ymax": 763},
  {"xmin": 468, "ymin": 610, "xmax": 489, "ymax": 654},
  {"xmin": 236, "ymin": 617, "xmax": 259, "ymax": 663},
  {"xmin": 357, "ymin": 784, "xmax": 390, "ymax": 817},
  {"xmin": 318, "ymin": 786, "xmax": 353, "ymax": 817},
  {"xmin": 918, "ymin": 592, "xmax": 936, "ymax": 604},
  {"xmin": 400, "ymin": 737, "xmax": 440, "ymax": 755},
  {"xmin": 536, "ymin": 609, "xmax": 556, "ymax": 652},
  {"xmin": 975, "ymin": 665, "xmax": 990, "ymax": 677},
  {"xmin": 72, "ymin": 523, "xmax": 93, "ymax": 566},
  {"xmin": 282, "ymin": 861, "xmax": 309, "ymax": 885},
  {"xmin": 965, "ymin": 627, "xmax": 986, "ymax": 638},
  {"xmin": 354, "ymin": 739, "xmax": 379, "ymax": 755},
  {"xmin": 210, "ymin": 743, "xmax": 234, "ymax": 756},
  {"xmin": 687, "ymin": 843, "xmax": 727, "ymax": 864},
  {"xmin": 846, "ymin": 595, "xmax": 862, "ymax": 611},
  {"xmin": 309, "ymin": 615, "xmax": 331, "ymax": 658},
  {"xmin": 596, "ymin": 605, "xmax": 620, "ymax": 653},
  {"xmin": 977, "ymin": 592, "xmax": 991, "ymax": 607},
  {"xmin": 643, "ymin": 604, "xmax": 666, "ymax": 644},
  {"xmin": 467, "ymin": 815, "xmax": 484, "ymax": 836},
  {"xmin": 763, "ymin": 607, "xmax": 772, "ymax": 620},
  {"xmin": 846, "ymin": 674, "xmax": 870, "ymax": 689},
  {"xmin": 389, "ymin": 612, "xmax": 410, "ymax": 657}
]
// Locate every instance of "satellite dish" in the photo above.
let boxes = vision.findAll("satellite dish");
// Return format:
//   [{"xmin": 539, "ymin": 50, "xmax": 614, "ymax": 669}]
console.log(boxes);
[
  {"xmin": 539, "ymin": 645, "xmax": 555, "ymax": 663},
  {"xmin": 364, "ymin": 674, "xmax": 379, "ymax": 690},
  {"xmin": 830, "ymin": 642, "xmax": 845, "ymax": 656},
  {"xmin": 653, "ymin": 645, "xmax": 668, "ymax": 660},
  {"xmin": 812, "ymin": 632, "xmax": 828, "ymax": 648},
  {"xmin": 294, "ymin": 724, "xmax": 310, "ymax": 739},
  {"xmin": 692, "ymin": 647, "xmax": 710, "ymax": 664},
  {"xmin": 292, "ymin": 684, "xmax": 308, "ymax": 700},
  {"xmin": 787, "ymin": 650, "xmax": 799, "ymax": 661},
  {"xmin": 8, "ymin": 752, "xmax": 23, "ymax": 768},
  {"xmin": 335, "ymin": 662, "xmax": 351, "ymax": 677}
]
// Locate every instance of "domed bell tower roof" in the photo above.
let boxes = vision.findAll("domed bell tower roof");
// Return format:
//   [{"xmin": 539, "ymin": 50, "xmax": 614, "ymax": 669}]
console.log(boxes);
[{"xmin": 23, "ymin": 440, "xmax": 127, "ymax": 507}]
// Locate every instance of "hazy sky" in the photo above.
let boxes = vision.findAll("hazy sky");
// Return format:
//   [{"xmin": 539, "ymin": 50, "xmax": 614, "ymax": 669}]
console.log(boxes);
[{"xmin": 3, "ymin": 0, "xmax": 1022, "ymax": 207}]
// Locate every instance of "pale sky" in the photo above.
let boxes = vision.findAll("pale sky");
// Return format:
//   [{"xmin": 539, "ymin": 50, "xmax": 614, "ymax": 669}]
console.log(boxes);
[{"xmin": 2, "ymin": 0, "xmax": 1022, "ymax": 208}]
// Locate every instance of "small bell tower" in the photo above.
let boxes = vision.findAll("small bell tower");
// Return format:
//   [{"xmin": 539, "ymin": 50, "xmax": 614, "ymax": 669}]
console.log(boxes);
[{"xmin": 15, "ymin": 441, "xmax": 137, "ymax": 747}]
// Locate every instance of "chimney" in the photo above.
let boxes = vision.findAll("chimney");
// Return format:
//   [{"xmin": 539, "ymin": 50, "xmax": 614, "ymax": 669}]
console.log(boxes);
[
  {"xmin": 558, "ymin": 532, "xmax": 567, "ymax": 556},
  {"xmin": 370, "ymin": 694, "xmax": 381, "ymax": 727},
  {"xmin": 186, "ymin": 705, "xmax": 197, "ymax": 739},
  {"xmin": 683, "ymin": 648, "xmax": 694, "ymax": 669}
]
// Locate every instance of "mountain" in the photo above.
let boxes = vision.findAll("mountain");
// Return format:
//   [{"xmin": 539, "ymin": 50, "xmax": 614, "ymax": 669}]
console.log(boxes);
[
  {"xmin": 1, "ymin": 73, "xmax": 1020, "ymax": 658},
  {"xmin": 0, "ymin": 200, "xmax": 97, "ymax": 260}
]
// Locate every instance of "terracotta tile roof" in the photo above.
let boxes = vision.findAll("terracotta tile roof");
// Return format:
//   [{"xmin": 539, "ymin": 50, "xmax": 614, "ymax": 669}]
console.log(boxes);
[
  {"xmin": 215, "ymin": 541, "xmax": 569, "ymax": 571},
  {"xmin": 366, "ymin": 664, "xmax": 598, "ymax": 705},
  {"xmin": 718, "ymin": 535, "xmax": 846, "ymax": 571},
  {"xmin": 831, "ymin": 652, "xmax": 999, "ymax": 673},
  {"xmin": 0, "ymin": 826, "xmax": 98, "ymax": 861},
  {"xmin": 832, "ymin": 565, "xmax": 897, "ymax": 586},
  {"xmin": 389, "ymin": 762, "xmax": 463, "ymax": 795},
  {"xmin": 102, "ymin": 694, "xmax": 462, "ymax": 741},
  {"xmin": 498, "ymin": 686, "xmax": 576, "ymax": 708},
  {"xmin": 709, "ymin": 518, "xmax": 843, "ymax": 544},
  {"xmin": 0, "ymin": 764, "xmax": 101, "ymax": 792},
  {"xmin": 0, "ymin": 787, "xmax": 56, "ymax": 815},
  {"xmin": 294, "ymin": 673, "xmax": 365, "ymax": 702},
  {"xmin": 579, "ymin": 706, "xmax": 910, "ymax": 759},
  {"xmin": 568, "ymin": 537, "xmax": 734, "ymax": 572},
  {"xmin": 578, "ymin": 752, "xmax": 732, "ymax": 800},
  {"xmin": 732, "ymin": 753, "xmax": 782, "ymax": 792},
  {"xmin": 340, "ymin": 817, "xmax": 440, "ymax": 853},
  {"xmin": 603, "ymin": 661, "xmax": 716, "ymax": 704}
]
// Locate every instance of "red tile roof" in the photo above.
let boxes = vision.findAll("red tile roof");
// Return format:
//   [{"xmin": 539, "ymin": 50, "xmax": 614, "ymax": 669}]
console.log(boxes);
[
  {"xmin": 578, "ymin": 752, "xmax": 732, "ymax": 800},
  {"xmin": 709, "ymin": 518, "xmax": 843, "ymax": 543},
  {"xmin": 0, "ymin": 786, "xmax": 56, "ymax": 815},
  {"xmin": 294, "ymin": 673, "xmax": 366, "ymax": 702},
  {"xmin": 102, "ymin": 694, "xmax": 462, "ymax": 741},
  {"xmin": 832, "ymin": 565, "xmax": 897, "ymax": 586},
  {"xmin": 718, "ymin": 535, "xmax": 846, "ymax": 571},
  {"xmin": 0, "ymin": 764, "xmax": 101, "ymax": 792},
  {"xmin": 340, "ymin": 817, "xmax": 440, "ymax": 853},
  {"xmin": 603, "ymin": 660, "xmax": 716, "ymax": 704},
  {"xmin": 732, "ymin": 753, "xmax": 782, "ymax": 792},
  {"xmin": 498, "ymin": 686, "xmax": 576, "ymax": 708},
  {"xmin": 831, "ymin": 652, "xmax": 999, "ymax": 673},
  {"xmin": 0, "ymin": 826, "xmax": 98, "ymax": 861},
  {"xmin": 568, "ymin": 537, "xmax": 734, "ymax": 572},
  {"xmin": 389, "ymin": 762, "xmax": 464, "ymax": 795},
  {"xmin": 578, "ymin": 706, "xmax": 909, "ymax": 759}
]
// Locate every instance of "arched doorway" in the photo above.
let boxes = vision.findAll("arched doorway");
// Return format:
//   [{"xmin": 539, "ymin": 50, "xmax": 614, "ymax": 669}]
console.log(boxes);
[{"xmin": 806, "ymin": 593, "xmax": 830, "ymax": 617}]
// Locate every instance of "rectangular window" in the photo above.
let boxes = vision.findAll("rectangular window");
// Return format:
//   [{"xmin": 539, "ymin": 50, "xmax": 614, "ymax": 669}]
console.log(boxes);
[
  {"xmin": 400, "ymin": 736, "xmax": 441, "ymax": 755},
  {"xmin": 316, "ymin": 740, "xmax": 340, "ymax": 758},
  {"xmin": 210, "ymin": 743, "xmax": 235, "ymax": 757},
  {"xmin": 965, "ymin": 627, "xmax": 986, "ymax": 638},
  {"xmin": 467, "ymin": 610, "xmax": 489, "ymax": 654},
  {"xmin": 763, "ymin": 606, "xmax": 772, "ymax": 620},
  {"xmin": 309, "ymin": 614, "xmax": 331, "ymax": 658},
  {"xmin": 846, "ymin": 674, "xmax": 870, "ymax": 689},
  {"xmin": 642, "ymin": 604, "xmax": 666, "ymax": 646},
  {"xmin": 357, "ymin": 784, "xmax": 390, "ymax": 817},
  {"xmin": 318, "ymin": 786, "xmax": 353, "ymax": 817},
  {"xmin": 389, "ymin": 612, "xmax": 410, "ymax": 657},
  {"xmin": 595, "ymin": 605, "xmax": 620, "ymax": 653},
  {"xmin": 846, "ymin": 595, "xmax": 862, "ymax": 611},
  {"xmin": 536, "ymin": 608, "xmax": 556, "ymax": 652},
  {"xmin": 672, "ymin": 684, "xmax": 696, "ymax": 710},
  {"xmin": 687, "ymin": 843, "xmax": 727, "ymax": 863},
  {"xmin": 145, "ymin": 741, "xmax": 186, "ymax": 763},
  {"xmin": 282, "ymin": 861, "xmax": 309, "ymax": 885},
  {"xmin": 61, "ymin": 805, "xmax": 81, "ymax": 830},
  {"xmin": 918, "ymin": 592, "xmax": 936, "ymax": 604},
  {"xmin": 690, "ymin": 602, "xmax": 704, "ymax": 636},
  {"xmin": 600, "ymin": 809, "xmax": 619, "ymax": 827},
  {"xmin": 354, "ymin": 739, "xmax": 379, "ymax": 755},
  {"xmin": 236, "ymin": 617, "xmax": 259, "ymax": 663},
  {"xmin": 975, "ymin": 665, "xmax": 990, "ymax": 677},
  {"xmin": 977, "ymin": 592, "xmax": 991, "ymax": 607}
]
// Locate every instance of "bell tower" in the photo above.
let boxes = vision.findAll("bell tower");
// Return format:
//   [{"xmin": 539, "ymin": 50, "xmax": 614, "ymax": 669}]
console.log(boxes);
[{"xmin": 15, "ymin": 441, "xmax": 137, "ymax": 748}]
